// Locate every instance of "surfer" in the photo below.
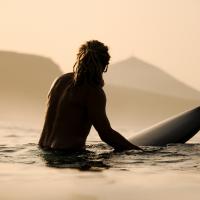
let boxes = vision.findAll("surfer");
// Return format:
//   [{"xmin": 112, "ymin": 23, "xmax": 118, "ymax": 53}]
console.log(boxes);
[{"xmin": 39, "ymin": 40, "xmax": 143, "ymax": 152}]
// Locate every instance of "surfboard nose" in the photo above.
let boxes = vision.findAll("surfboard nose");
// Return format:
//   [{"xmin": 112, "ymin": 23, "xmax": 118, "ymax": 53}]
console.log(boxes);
[{"xmin": 129, "ymin": 106, "xmax": 200, "ymax": 146}]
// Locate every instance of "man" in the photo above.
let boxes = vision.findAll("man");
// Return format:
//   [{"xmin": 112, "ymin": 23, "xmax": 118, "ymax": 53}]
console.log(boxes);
[{"xmin": 39, "ymin": 40, "xmax": 143, "ymax": 152}]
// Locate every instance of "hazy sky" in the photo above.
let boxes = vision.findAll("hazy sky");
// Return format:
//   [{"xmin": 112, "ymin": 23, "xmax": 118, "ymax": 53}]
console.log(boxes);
[{"xmin": 0, "ymin": 0, "xmax": 200, "ymax": 90}]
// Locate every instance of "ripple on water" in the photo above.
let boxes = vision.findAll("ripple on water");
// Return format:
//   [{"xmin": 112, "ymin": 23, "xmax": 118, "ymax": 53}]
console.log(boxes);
[{"xmin": 0, "ymin": 138, "xmax": 200, "ymax": 172}]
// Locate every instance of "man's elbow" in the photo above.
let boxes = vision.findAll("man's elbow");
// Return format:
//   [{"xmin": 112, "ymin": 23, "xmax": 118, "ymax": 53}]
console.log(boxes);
[
  {"xmin": 99, "ymin": 133, "xmax": 108, "ymax": 143},
  {"xmin": 98, "ymin": 128, "xmax": 113, "ymax": 143}
]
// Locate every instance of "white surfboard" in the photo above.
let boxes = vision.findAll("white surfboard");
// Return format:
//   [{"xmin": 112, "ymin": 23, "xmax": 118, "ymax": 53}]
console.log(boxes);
[{"xmin": 129, "ymin": 106, "xmax": 200, "ymax": 146}]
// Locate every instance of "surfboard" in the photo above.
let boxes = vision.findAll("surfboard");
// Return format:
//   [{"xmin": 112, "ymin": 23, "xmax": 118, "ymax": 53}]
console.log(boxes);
[{"xmin": 129, "ymin": 106, "xmax": 200, "ymax": 146}]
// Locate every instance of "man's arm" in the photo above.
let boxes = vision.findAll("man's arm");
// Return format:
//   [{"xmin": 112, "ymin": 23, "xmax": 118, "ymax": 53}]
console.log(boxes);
[{"xmin": 87, "ymin": 86, "xmax": 143, "ymax": 151}]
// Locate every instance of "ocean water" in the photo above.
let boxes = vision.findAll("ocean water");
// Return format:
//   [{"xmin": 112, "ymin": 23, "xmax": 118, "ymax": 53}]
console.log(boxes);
[{"xmin": 1, "ymin": 124, "xmax": 200, "ymax": 200}]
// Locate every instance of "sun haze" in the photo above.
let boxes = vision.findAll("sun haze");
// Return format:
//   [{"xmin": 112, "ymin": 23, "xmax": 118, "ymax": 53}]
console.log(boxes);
[{"xmin": 0, "ymin": 0, "xmax": 200, "ymax": 90}]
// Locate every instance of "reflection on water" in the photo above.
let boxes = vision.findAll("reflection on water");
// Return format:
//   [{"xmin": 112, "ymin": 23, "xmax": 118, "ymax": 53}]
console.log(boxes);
[
  {"xmin": 0, "ymin": 125, "xmax": 200, "ymax": 172},
  {"xmin": 41, "ymin": 147, "xmax": 111, "ymax": 171}
]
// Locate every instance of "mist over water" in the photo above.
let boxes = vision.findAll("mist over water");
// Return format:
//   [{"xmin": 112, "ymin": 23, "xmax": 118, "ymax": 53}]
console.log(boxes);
[
  {"xmin": 0, "ymin": 52, "xmax": 200, "ymax": 200},
  {"xmin": 1, "ymin": 125, "xmax": 200, "ymax": 172}
]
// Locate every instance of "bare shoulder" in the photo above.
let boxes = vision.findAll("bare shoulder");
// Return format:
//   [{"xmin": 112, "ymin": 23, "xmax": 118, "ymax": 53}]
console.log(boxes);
[
  {"xmin": 87, "ymin": 85, "xmax": 106, "ymax": 102},
  {"xmin": 48, "ymin": 72, "xmax": 74, "ymax": 97},
  {"xmin": 55, "ymin": 72, "xmax": 74, "ymax": 84}
]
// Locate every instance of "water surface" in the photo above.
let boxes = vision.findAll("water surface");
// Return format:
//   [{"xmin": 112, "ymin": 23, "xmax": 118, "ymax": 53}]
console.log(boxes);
[{"xmin": 1, "ymin": 125, "xmax": 200, "ymax": 200}]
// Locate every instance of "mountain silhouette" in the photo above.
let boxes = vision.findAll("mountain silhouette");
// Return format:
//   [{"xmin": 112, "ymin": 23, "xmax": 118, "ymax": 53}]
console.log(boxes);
[
  {"xmin": 104, "ymin": 57, "xmax": 200, "ymax": 132},
  {"xmin": 0, "ymin": 52, "xmax": 199, "ymax": 131},
  {"xmin": 0, "ymin": 51, "xmax": 62, "ymax": 98},
  {"xmin": 0, "ymin": 51, "xmax": 62, "ymax": 127},
  {"xmin": 104, "ymin": 57, "xmax": 200, "ymax": 100}
]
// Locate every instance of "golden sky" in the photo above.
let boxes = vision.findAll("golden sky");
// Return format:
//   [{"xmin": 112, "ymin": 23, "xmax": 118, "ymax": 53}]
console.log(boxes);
[{"xmin": 0, "ymin": 0, "xmax": 200, "ymax": 90}]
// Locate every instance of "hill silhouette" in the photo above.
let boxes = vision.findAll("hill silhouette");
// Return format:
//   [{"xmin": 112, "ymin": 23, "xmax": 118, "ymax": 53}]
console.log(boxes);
[
  {"xmin": 0, "ymin": 52, "xmax": 199, "ymax": 132},
  {"xmin": 0, "ymin": 51, "xmax": 62, "ymax": 127},
  {"xmin": 104, "ymin": 57, "xmax": 200, "ymax": 100},
  {"xmin": 104, "ymin": 57, "xmax": 200, "ymax": 132},
  {"xmin": 0, "ymin": 51, "xmax": 62, "ymax": 98}
]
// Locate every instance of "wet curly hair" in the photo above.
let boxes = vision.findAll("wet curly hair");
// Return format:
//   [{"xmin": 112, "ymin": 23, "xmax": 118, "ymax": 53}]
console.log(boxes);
[{"xmin": 73, "ymin": 40, "xmax": 110, "ymax": 87}]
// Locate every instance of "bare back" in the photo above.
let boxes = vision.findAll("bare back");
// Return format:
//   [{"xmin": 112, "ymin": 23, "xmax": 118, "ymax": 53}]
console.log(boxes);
[
  {"xmin": 39, "ymin": 73, "xmax": 93, "ymax": 150},
  {"xmin": 39, "ymin": 73, "xmax": 142, "ymax": 152}
]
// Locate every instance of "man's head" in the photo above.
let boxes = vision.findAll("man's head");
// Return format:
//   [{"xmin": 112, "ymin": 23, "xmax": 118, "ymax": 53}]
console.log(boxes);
[{"xmin": 73, "ymin": 40, "xmax": 110, "ymax": 87}]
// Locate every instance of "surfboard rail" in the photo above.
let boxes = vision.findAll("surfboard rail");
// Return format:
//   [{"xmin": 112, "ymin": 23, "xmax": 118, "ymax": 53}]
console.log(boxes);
[{"xmin": 129, "ymin": 106, "xmax": 200, "ymax": 146}]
